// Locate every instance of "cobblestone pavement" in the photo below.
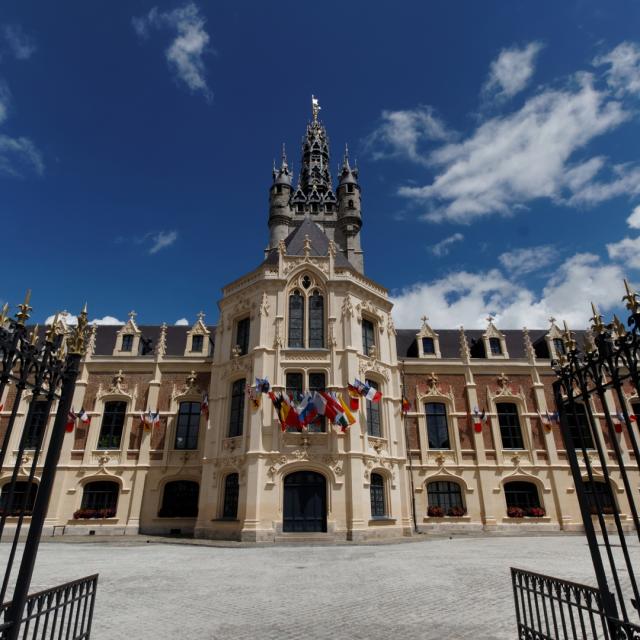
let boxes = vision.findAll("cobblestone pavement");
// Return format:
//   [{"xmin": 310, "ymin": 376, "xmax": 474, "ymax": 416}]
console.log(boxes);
[{"xmin": 3, "ymin": 534, "xmax": 638, "ymax": 640}]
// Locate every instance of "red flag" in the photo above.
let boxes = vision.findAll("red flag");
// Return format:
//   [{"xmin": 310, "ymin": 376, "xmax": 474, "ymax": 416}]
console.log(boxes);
[
  {"xmin": 402, "ymin": 397, "xmax": 411, "ymax": 414},
  {"xmin": 347, "ymin": 385, "xmax": 360, "ymax": 411}
]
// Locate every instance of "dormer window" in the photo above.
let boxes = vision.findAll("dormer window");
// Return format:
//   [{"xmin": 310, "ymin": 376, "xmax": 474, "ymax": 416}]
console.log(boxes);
[
  {"xmin": 121, "ymin": 335, "xmax": 134, "ymax": 352},
  {"xmin": 489, "ymin": 338, "xmax": 502, "ymax": 355},
  {"xmin": 191, "ymin": 335, "xmax": 204, "ymax": 353},
  {"xmin": 422, "ymin": 337, "xmax": 435, "ymax": 355},
  {"xmin": 553, "ymin": 338, "xmax": 565, "ymax": 356}
]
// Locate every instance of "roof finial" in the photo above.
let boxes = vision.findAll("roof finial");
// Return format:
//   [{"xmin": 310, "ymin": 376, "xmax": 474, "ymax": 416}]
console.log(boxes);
[
  {"xmin": 311, "ymin": 95, "xmax": 321, "ymax": 123},
  {"xmin": 281, "ymin": 143, "xmax": 287, "ymax": 166}
]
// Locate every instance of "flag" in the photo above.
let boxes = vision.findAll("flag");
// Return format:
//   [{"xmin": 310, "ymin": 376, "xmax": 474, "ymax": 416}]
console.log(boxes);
[
  {"xmin": 268, "ymin": 392, "xmax": 286, "ymax": 431},
  {"xmin": 201, "ymin": 393, "xmax": 209, "ymax": 419},
  {"xmin": 312, "ymin": 391, "xmax": 328, "ymax": 418},
  {"xmin": 347, "ymin": 385, "xmax": 360, "ymax": 411},
  {"xmin": 353, "ymin": 379, "xmax": 367, "ymax": 395},
  {"xmin": 247, "ymin": 385, "xmax": 261, "ymax": 409},
  {"xmin": 365, "ymin": 386, "xmax": 382, "ymax": 403},
  {"xmin": 298, "ymin": 393, "xmax": 318, "ymax": 426},
  {"xmin": 0, "ymin": 403, "xmax": 3, "ymax": 412},
  {"xmin": 319, "ymin": 392, "xmax": 341, "ymax": 424},
  {"xmin": 472, "ymin": 406, "xmax": 484, "ymax": 433},
  {"xmin": 79, "ymin": 409, "xmax": 90, "ymax": 425},
  {"xmin": 140, "ymin": 411, "xmax": 151, "ymax": 431},
  {"xmin": 402, "ymin": 397, "xmax": 411, "ymax": 414},
  {"xmin": 283, "ymin": 394, "xmax": 303, "ymax": 431},
  {"xmin": 66, "ymin": 409, "xmax": 77, "ymax": 433},
  {"xmin": 337, "ymin": 394, "xmax": 356, "ymax": 431},
  {"xmin": 151, "ymin": 411, "xmax": 161, "ymax": 427},
  {"xmin": 255, "ymin": 377, "xmax": 270, "ymax": 394}
]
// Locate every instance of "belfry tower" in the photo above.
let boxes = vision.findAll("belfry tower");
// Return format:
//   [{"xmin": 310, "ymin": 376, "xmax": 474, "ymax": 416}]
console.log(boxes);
[{"xmin": 268, "ymin": 97, "xmax": 364, "ymax": 273}]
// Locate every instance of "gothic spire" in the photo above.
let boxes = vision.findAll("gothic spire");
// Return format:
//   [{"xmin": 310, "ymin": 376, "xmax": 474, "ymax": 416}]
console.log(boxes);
[{"xmin": 298, "ymin": 95, "xmax": 333, "ymax": 196}]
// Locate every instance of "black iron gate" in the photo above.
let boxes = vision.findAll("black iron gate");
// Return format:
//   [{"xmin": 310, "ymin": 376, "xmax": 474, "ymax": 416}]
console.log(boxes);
[
  {"xmin": 512, "ymin": 281, "xmax": 640, "ymax": 639},
  {"xmin": 0, "ymin": 293, "xmax": 97, "ymax": 639}
]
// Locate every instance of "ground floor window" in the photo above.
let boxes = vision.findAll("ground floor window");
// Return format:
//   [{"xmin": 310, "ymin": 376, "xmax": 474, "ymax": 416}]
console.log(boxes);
[
  {"xmin": 80, "ymin": 481, "xmax": 119, "ymax": 517},
  {"xmin": 370, "ymin": 473, "xmax": 386, "ymax": 518},
  {"xmin": 427, "ymin": 481, "xmax": 464, "ymax": 516},
  {"xmin": 0, "ymin": 481, "xmax": 37, "ymax": 515},
  {"xmin": 159, "ymin": 480, "xmax": 199, "ymax": 517},
  {"xmin": 222, "ymin": 473, "xmax": 239, "ymax": 519},
  {"xmin": 504, "ymin": 481, "xmax": 540, "ymax": 510},
  {"xmin": 583, "ymin": 480, "xmax": 617, "ymax": 515}
]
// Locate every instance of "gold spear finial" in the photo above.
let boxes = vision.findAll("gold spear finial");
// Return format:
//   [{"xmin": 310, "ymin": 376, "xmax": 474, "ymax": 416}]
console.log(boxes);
[
  {"xmin": 45, "ymin": 312, "xmax": 59, "ymax": 343},
  {"xmin": 590, "ymin": 302, "xmax": 605, "ymax": 335},
  {"xmin": 16, "ymin": 289, "xmax": 32, "ymax": 325},
  {"xmin": 562, "ymin": 320, "xmax": 576, "ymax": 352},
  {"xmin": 612, "ymin": 314, "xmax": 627, "ymax": 338},
  {"xmin": 29, "ymin": 324, "xmax": 39, "ymax": 345},
  {"xmin": 623, "ymin": 279, "xmax": 640, "ymax": 314},
  {"xmin": 0, "ymin": 302, "xmax": 9, "ymax": 326},
  {"xmin": 68, "ymin": 303, "xmax": 89, "ymax": 355}
]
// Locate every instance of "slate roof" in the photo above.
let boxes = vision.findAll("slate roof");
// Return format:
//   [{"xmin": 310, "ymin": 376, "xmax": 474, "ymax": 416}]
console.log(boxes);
[
  {"xmin": 92, "ymin": 325, "xmax": 215, "ymax": 357},
  {"xmin": 263, "ymin": 217, "xmax": 354, "ymax": 269}
]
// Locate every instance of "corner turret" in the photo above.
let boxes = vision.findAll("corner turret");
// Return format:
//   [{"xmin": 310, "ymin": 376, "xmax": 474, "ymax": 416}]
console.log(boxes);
[
  {"xmin": 336, "ymin": 145, "xmax": 364, "ymax": 272},
  {"xmin": 268, "ymin": 145, "xmax": 294, "ymax": 248}
]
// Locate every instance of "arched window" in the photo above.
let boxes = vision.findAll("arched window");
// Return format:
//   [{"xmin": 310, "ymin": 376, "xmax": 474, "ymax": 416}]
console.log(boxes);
[
  {"xmin": 370, "ymin": 473, "xmax": 386, "ymax": 518},
  {"xmin": 425, "ymin": 402, "xmax": 449, "ymax": 449},
  {"xmin": 222, "ymin": 473, "xmax": 239, "ymax": 519},
  {"xmin": 427, "ymin": 481, "xmax": 463, "ymax": 512},
  {"xmin": 583, "ymin": 480, "xmax": 617, "ymax": 515},
  {"xmin": 98, "ymin": 401, "xmax": 127, "ymax": 450},
  {"xmin": 288, "ymin": 290, "xmax": 304, "ymax": 348},
  {"xmin": 566, "ymin": 403, "xmax": 594, "ymax": 450},
  {"xmin": 366, "ymin": 379, "xmax": 381, "ymax": 437},
  {"xmin": 504, "ymin": 481, "xmax": 540, "ymax": 510},
  {"xmin": 229, "ymin": 379, "xmax": 245, "ymax": 437},
  {"xmin": 159, "ymin": 481, "xmax": 199, "ymax": 517},
  {"xmin": 24, "ymin": 400, "xmax": 49, "ymax": 449},
  {"xmin": 175, "ymin": 401, "xmax": 201, "ymax": 450},
  {"xmin": 81, "ymin": 481, "xmax": 119, "ymax": 513},
  {"xmin": 0, "ymin": 482, "xmax": 38, "ymax": 515},
  {"xmin": 497, "ymin": 403, "xmax": 524, "ymax": 449},
  {"xmin": 308, "ymin": 290, "xmax": 324, "ymax": 348}
]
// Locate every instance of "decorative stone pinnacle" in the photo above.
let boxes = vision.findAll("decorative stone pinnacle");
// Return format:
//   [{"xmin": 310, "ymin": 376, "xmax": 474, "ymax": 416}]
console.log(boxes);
[
  {"xmin": 197, "ymin": 311, "xmax": 205, "ymax": 323},
  {"xmin": 426, "ymin": 372, "xmax": 439, "ymax": 389},
  {"xmin": 232, "ymin": 344, "xmax": 242, "ymax": 359},
  {"xmin": 548, "ymin": 316, "xmax": 556, "ymax": 325},
  {"xmin": 303, "ymin": 234, "xmax": 311, "ymax": 256},
  {"xmin": 128, "ymin": 310, "xmax": 137, "ymax": 321},
  {"xmin": 113, "ymin": 370, "xmax": 124, "ymax": 387},
  {"xmin": 497, "ymin": 372, "xmax": 510, "ymax": 388},
  {"xmin": 486, "ymin": 315, "xmax": 495, "ymax": 325},
  {"xmin": 186, "ymin": 370, "xmax": 197, "ymax": 388}
]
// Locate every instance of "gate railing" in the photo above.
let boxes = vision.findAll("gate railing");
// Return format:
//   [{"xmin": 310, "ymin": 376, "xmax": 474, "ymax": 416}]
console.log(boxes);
[
  {"xmin": 0, "ymin": 294, "xmax": 96, "ymax": 639},
  {"xmin": 0, "ymin": 575, "xmax": 98, "ymax": 640},
  {"xmin": 512, "ymin": 280, "xmax": 640, "ymax": 639}
]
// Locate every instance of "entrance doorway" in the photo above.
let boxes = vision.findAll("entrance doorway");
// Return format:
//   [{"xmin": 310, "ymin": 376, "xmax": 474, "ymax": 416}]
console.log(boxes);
[{"xmin": 283, "ymin": 471, "xmax": 327, "ymax": 533}]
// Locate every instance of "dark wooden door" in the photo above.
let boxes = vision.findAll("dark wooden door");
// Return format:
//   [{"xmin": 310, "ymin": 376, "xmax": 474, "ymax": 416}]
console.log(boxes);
[{"xmin": 283, "ymin": 471, "xmax": 327, "ymax": 533}]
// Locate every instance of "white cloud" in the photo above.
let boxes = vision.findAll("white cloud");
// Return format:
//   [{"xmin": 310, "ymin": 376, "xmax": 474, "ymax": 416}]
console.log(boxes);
[
  {"xmin": 595, "ymin": 42, "xmax": 640, "ymax": 97},
  {"xmin": 133, "ymin": 3, "xmax": 212, "ymax": 101},
  {"xmin": 498, "ymin": 245, "xmax": 558, "ymax": 276},
  {"xmin": 1, "ymin": 25, "xmax": 36, "ymax": 61},
  {"xmin": 45, "ymin": 314, "xmax": 124, "ymax": 325},
  {"xmin": 148, "ymin": 230, "xmax": 178, "ymax": 254},
  {"xmin": 174, "ymin": 318, "xmax": 189, "ymax": 326},
  {"xmin": 396, "ymin": 72, "xmax": 630, "ymax": 223},
  {"xmin": 363, "ymin": 106, "xmax": 453, "ymax": 163},
  {"xmin": 607, "ymin": 235, "xmax": 640, "ymax": 269},
  {"xmin": 391, "ymin": 252, "xmax": 626, "ymax": 329},
  {"xmin": 483, "ymin": 42, "xmax": 543, "ymax": 100},
  {"xmin": 627, "ymin": 205, "xmax": 640, "ymax": 229},
  {"xmin": 430, "ymin": 232, "xmax": 464, "ymax": 257},
  {"xmin": 0, "ymin": 134, "xmax": 43, "ymax": 176}
]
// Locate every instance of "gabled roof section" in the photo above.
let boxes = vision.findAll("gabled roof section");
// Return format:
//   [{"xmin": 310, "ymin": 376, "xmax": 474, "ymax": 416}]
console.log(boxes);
[{"xmin": 263, "ymin": 217, "xmax": 354, "ymax": 269}]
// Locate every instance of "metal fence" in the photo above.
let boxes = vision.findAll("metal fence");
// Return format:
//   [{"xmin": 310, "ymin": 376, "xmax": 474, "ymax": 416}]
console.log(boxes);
[
  {"xmin": 0, "ymin": 575, "xmax": 98, "ymax": 640},
  {"xmin": 0, "ymin": 294, "xmax": 97, "ymax": 639}
]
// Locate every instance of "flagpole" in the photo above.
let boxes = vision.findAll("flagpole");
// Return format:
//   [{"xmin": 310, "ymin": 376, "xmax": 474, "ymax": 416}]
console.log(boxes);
[{"xmin": 401, "ymin": 360, "xmax": 419, "ymax": 533}]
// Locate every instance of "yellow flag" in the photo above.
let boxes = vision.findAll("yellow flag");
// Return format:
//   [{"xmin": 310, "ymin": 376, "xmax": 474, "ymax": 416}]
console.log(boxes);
[{"xmin": 338, "ymin": 394, "xmax": 356, "ymax": 426}]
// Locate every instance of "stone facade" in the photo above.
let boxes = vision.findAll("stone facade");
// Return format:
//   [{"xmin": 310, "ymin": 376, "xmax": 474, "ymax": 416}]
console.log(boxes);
[{"xmin": 2, "ymin": 100, "xmax": 638, "ymax": 541}]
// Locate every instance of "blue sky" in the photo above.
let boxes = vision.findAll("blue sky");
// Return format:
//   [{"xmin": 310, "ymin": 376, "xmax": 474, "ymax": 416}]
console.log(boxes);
[{"xmin": 2, "ymin": 0, "xmax": 640, "ymax": 329}]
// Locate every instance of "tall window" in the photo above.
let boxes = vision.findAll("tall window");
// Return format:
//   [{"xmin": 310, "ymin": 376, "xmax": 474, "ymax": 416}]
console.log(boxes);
[
  {"xmin": 308, "ymin": 291, "xmax": 324, "ymax": 348},
  {"xmin": 121, "ymin": 334, "xmax": 134, "ymax": 352},
  {"xmin": 425, "ymin": 402, "xmax": 449, "ymax": 449},
  {"xmin": 81, "ymin": 481, "xmax": 119, "ymax": 512},
  {"xmin": 370, "ymin": 473, "xmax": 386, "ymax": 518},
  {"xmin": 24, "ymin": 400, "xmax": 48, "ymax": 449},
  {"xmin": 553, "ymin": 338, "xmax": 566, "ymax": 356},
  {"xmin": 583, "ymin": 480, "xmax": 617, "ymax": 515},
  {"xmin": 285, "ymin": 372, "xmax": 303, "ymax": 400},
  {"xmin": 489, "ymin": 337, "xmax": 502, "ymax": 355},
  {"xmin": 98, "ymin": 401, "xmax": 127, "ymax": 449},
  {"xmin": 191, "ymin": 334, "xmax": 204, "ymax": 353},
  {"xmin": 308, "ymin": 372, "xmax": 326, "ymax": 433},
  {"xmin": 236, "ymin": 317, "xmax": 250, "ymax": 355},
  {"xmin": 566, "ymin": 403, "xmax": 594, "ymax": 450},
  {"xmin": 362, "ymin": 319, "xmax": 375, "ymax": 356},
  {"xmin": 504, "ymin": 481, "xmax": 540, "ymax": 510},
  {"xmin": 288, "ymin": 291, "xmax": 304, "ymax": 348},
  {"xmin": 366, "ymin": 379, "xmax": 381, "ymax": 437},
  {"xmin": 497, "ymin": 403, "xmax": 524, "ymax": 449},
  {"xmin": 427, "ymin": 481, "xmax": 463, "ymax": 512},
  {"xmin": 0, "ymin": 481, "xmax": 37, "ymax": 515},
  {"xmin": 175, "ymin": 401, "xmax": 200, "ymax": 449},
  {"xmin": 633, "ymin": 402, "xmax": 640, "ymax": 424},
  {"xmin": 422, "ymin": 337, "xmax": 435, "ymax": 355},
  {"xmin": 159, "ymin": 481, "xmax": 199, "ymax": 517},
  {"xmin": 222, "ymin": 473, "xmax": 239, "ymax": 519},
  {"xmin": 229, "ymin": 379, "xmax": 245, "ymax": 437}
]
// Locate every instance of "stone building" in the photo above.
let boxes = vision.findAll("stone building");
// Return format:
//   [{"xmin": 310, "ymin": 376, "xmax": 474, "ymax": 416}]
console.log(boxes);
[{"xmin": 2, "ymin": 99, "xmax": 638, "ymax": 541}]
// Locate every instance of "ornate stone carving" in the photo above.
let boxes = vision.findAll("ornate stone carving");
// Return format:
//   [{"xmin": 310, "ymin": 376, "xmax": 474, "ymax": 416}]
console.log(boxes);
[
  {"xmin": 459, "ymin": 326, "xmax": 471, "ymax": 362},
  {"xmin": 259, "ymin": 292, "xmax": 270, "ymax": 317},
  {"xmin": 341, "ymin": 296, "xmax": 354, "ymax": 318},
  {"xmin": 156, "ymin": 323, "xmax": 167, "ymax": 357}
]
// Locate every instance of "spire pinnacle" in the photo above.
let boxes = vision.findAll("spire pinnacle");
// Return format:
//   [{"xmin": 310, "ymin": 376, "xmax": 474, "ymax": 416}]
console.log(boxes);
[{"xmin": 311, "ymin": 95, "xmax": 321, "ymax": 123}]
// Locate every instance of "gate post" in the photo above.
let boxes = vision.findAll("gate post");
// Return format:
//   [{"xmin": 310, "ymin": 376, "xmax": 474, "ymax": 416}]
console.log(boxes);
[{"xmin": 5, "ymin": 309, "xmax": 87, "ymax": 638}]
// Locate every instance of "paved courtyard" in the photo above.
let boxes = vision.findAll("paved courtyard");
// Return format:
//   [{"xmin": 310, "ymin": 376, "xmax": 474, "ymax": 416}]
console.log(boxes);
[{"xmin": 4, "ymin": 534, "xmax": 638, "ymax": 639}]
